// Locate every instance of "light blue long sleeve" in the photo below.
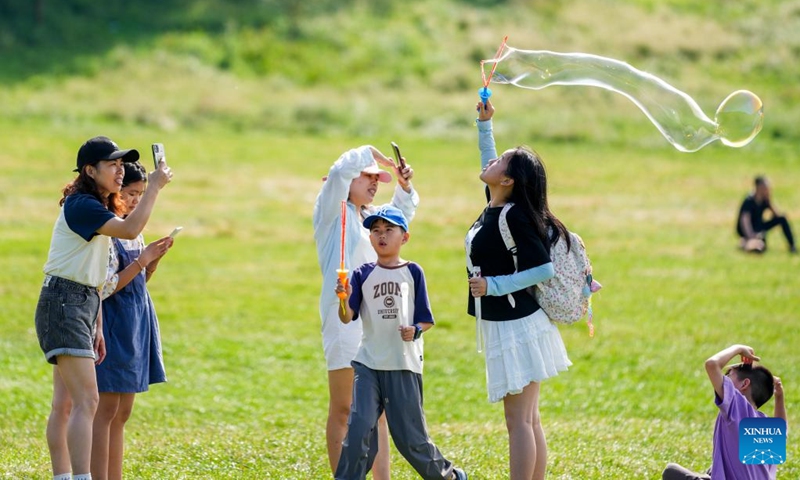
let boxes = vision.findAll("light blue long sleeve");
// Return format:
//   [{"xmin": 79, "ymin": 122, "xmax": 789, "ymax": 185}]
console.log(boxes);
[
  {"xmin": 477, "ymin": 119, "xmax": 497, "ymax": 169},
  {"xmin": 486, "ymin": 263, "xmax": 555, "ymax": 296}
]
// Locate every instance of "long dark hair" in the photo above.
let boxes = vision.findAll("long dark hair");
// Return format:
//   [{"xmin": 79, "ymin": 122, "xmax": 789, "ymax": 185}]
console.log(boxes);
[
  {"xmin": 60, "ymin": 167, "xmax": 125, "ymax": 216},
  {"xmin": 504, "ymin": 146, "xmax": 571, "ymax": 250}
]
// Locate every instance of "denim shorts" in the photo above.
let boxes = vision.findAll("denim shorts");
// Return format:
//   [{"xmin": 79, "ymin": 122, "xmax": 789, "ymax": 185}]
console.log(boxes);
[{"xmin": 35, "ymin": 275, "xmax": 100, "ymax": 365}]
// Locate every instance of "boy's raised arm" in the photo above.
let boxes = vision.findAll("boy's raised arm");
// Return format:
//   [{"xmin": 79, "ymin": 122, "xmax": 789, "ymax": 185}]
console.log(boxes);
[
  {"xmin": 773, "ymin": 376, "xmax": 787, "ymax": 426},
  {"xmin": 704, "ymin": 344, "xmax": 760, "ymax": 400}
]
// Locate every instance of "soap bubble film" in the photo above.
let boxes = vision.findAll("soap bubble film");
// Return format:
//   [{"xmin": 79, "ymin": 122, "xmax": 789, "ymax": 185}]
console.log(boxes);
[{"xmin": 482, "ymin": 46, "xmax": 763, "ymax": 152}]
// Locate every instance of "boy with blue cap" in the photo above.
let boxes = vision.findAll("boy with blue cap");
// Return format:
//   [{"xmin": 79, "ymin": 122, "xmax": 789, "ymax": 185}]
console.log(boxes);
[
  {"xmin": 314, "ymin": 145, "xmax": 416, "ymax": 478},
  {"xmin": 334, "ymin": 205, "xmax": 467, "ymax": 480}
]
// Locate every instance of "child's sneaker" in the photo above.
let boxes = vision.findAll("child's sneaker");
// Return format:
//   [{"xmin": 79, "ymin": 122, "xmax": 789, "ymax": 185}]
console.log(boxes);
[{"xmin": 452, "ymin": 467, "xmax": 468, "ymax": 480}]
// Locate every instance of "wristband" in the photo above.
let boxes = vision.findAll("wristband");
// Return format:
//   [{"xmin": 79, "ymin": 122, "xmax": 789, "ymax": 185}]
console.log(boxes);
[
  {"xmin": 413, "ymin": 324, "xmax": 423, "ymax": 341},
  {"xmin": 134, "ymin": 258, "xmax": 146, "ymax": 271}
]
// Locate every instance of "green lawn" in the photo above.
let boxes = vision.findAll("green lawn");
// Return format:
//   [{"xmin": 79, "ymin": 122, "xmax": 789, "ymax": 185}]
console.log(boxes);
[
  {"xmin": 1, "ymin": 1, "xmax": 799, "ymax": 477},
  {"xmin": 1, "ymin": 115, "xmax": 797, "ymax": 478}
]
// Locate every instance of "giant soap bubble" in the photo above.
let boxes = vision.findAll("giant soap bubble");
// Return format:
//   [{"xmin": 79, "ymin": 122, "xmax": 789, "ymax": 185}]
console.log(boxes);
[{"xmin": 482, "ymin": 46, "xmax": 764, "ymax": 152}]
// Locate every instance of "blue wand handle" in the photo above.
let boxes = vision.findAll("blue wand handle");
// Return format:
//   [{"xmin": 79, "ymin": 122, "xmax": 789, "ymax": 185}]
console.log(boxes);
[{"xmin": 479, "ymin": 87, "xmax": 492, "ymax": 105}]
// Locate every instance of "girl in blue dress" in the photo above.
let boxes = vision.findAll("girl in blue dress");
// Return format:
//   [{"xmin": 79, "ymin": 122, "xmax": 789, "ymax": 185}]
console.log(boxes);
[{"xmin": 91, "ymin": 161, "xmax": 174, "ymax": 480}]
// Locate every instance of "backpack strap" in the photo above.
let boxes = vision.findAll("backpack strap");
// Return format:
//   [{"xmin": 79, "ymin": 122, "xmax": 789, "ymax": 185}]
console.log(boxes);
[
  {"xmin": 496, "ymin": 203, "xmax": 517, "ymax": 308},
  {"xmin": 498, "ymin": 203, "xmax": 517, "ymax": 269}
]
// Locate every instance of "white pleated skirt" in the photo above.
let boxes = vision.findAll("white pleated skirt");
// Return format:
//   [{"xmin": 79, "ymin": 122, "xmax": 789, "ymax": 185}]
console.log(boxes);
[{"xmin": 481, "ymin": 308, "xmax": 572, "ymax": 403}]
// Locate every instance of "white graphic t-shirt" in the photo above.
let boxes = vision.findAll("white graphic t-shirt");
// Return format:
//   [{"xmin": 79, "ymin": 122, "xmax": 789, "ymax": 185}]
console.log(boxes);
[{"xmin": 348, "ymin": 261, "xmax": 434, "ymax": 374}]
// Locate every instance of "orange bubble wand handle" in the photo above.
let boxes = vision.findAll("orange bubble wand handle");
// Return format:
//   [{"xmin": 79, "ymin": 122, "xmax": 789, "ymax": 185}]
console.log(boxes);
[
  {"xmin": 336, "ymin": 269, "xmax": 349, "ymax": 314},
  {"xmin": 337, "ymin": 200, "xmax": 349, "ymax": 314}
]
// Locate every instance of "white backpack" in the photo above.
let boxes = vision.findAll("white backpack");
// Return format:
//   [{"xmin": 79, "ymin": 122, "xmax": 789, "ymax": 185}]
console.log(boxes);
[{"xmin": 498, "ymin": 203, "xmax": 599, "ymax": 336}]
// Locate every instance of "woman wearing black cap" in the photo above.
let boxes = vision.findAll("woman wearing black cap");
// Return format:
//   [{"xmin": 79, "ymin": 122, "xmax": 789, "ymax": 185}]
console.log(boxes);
[{"xmin": 35, "ymin": 136, "xmax": 172, "ymax": 480}]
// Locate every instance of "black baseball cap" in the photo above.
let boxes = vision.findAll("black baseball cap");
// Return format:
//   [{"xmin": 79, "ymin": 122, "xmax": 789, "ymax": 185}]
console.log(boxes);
[{"xmin": 74, "ymin": 136, "xmax": 140, "ymax": 172}]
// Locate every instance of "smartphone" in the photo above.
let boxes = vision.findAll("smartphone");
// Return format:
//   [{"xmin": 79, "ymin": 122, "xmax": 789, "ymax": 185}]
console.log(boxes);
[
  {"xmin": 151, "ymin": 143, "xmax": 165, "ymax": 170},
  {"xmin": 390, "ymin": 141, "xmax": 406, "ymax": 170},
  {"xmin": 169, "ymin": 226, "xmax": 183, "ymax": 238}
]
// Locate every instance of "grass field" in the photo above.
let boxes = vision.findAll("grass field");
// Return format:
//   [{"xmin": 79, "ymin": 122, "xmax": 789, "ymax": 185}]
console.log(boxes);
[
  {"xmin": 1, "ymin": 0, "xmax": 799, "ymax": 478},
  {"xmin": 0, "ymin": 112, "xmax": 797, "ymax": 478}
]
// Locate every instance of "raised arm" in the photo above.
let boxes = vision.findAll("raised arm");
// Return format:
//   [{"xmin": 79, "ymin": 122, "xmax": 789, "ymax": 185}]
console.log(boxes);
[
  {"xmin": 476, "ymin": 101, "xmax": 497, "ymax": 170},
  {"xmin": 314, "ymin": 146, "xmax": 383, "ymax": 226},
  {"xmin": 705, "ymin": 344, "xmax": 760, "ymax": 400},
  {"xmin": 98, "ymin": 166, "xmax": 173, "ymax": 239},
  {"xmin": 377, "ymin": 146, "xmax": 419, "ymax": 222},
  {"xmin": 389, "ymin": 180, "xmax": 420, "ymax": 225},
  {"xmin": 773, "ymin": 376, "xmax": 786, "ymax": 425},
  {"xmin": 373, "ymin": 147, "xmax": 415, "ymax": 195}
]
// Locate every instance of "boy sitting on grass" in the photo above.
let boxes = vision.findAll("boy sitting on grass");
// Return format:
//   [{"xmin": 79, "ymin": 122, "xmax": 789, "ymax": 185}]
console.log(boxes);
[
  {"xmin": 334, "ymin": 205, "xmax": 467, "ymax": 480},
  {"xmin": 662, "ymin": 344, "xmax": 786, "ymax": 480}
]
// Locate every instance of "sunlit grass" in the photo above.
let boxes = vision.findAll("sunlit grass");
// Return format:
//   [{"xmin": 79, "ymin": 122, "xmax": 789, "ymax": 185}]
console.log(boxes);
[
  {"xmin": 1, "ymin": 0, "xmax": 799, "ymax": 477},
  {"xmin": 0, "ymin": 117, "xmax": 797, "ymax": 478}
]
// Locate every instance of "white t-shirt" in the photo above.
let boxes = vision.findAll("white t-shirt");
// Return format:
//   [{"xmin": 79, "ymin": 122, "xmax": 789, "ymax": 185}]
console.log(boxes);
[
  {"xmin": 348, "ymin": 261, "xmax": 434, "ymax": 374},
  {"xmin": 43, "ymin": 194, "xmax": 115, "ymax": 288}
]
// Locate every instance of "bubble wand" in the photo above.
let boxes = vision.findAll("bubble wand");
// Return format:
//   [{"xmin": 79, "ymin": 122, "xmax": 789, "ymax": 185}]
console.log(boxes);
[
  {"xmin": 336, "ymin": 200, "xmax": 349, "ymax": 315},
  {"xmin": 479, "ymin": 35, "xmax": 508, "ymax": 106},
  {"xmin": 400, "ymin": 282, "xmax": 409, "ymax": 357},
  {"xmin": 471, "ymin": 266, "xmax": 483, "ymax": 353}
]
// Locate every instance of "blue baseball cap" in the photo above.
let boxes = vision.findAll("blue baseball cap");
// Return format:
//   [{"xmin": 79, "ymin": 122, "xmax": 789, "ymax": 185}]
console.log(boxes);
[{"xmin": 363, "ymin": 205, "xmax": 409, "ymax": 232}]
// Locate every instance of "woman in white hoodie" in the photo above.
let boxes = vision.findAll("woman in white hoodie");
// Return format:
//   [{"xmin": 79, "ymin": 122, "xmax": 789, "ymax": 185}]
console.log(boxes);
[{"xmin": 313, "ymin": 145, "xmax": 418, "ymax": 478}]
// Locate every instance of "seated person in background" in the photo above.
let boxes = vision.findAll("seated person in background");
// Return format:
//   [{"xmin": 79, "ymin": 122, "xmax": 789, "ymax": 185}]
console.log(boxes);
[{"xmin": 736, "ymin": 175, "xmax": 796, "ymax": 253}]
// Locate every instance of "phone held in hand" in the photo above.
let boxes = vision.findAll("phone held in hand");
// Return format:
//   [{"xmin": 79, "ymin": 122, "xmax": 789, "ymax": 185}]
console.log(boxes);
[
  {"xmin": 151, "ymin": 143, "xmax": 165, "ymax": 170},
  {"xmin": 169, "ymin": 226, "xmax": 183, "ymax": 238},
  {"xmin": 391, "ymin": 141, "xmax": 406, "ymax": 170}
]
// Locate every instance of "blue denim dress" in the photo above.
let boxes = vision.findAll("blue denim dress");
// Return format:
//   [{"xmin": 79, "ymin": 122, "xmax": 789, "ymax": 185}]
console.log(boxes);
[{"xmin": 96, "ymin": 238, "xmax": 166, "ymax": 393}]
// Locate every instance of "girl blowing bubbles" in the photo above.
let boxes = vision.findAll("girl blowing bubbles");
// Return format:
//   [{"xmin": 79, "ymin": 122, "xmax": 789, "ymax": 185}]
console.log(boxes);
[{"xmin": 466, "ymin": 102, "xmax": 571, "ymax": 480}]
